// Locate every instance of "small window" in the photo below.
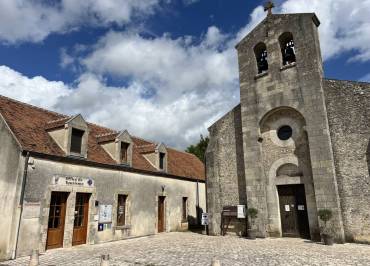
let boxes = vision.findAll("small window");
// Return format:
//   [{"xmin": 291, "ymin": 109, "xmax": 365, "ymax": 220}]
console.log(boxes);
[
  {"xmin": 254, "ymin": 42, "xmax": 268, "ymax": 74},
  {"xmin": 182, "ymin": 197, "xmax": 188, "ymax": 222},
  {"xmin": 121, "ymin": 142, "xmax": 129, "ymax": 164},
  {"xmin": 70, "ymin": 128, "xmax": 84, "ymax": 154},
  {"xmin": 159, "ymin": 152, "xmax": 166, "ymax": 170},
  {"xmin": 117, "ymin": 194, "xmax": 127, "ymax": 226},
  {"xmin": 279, "ymin": 32, "xmax": 296, "ymax": 66},
  {"xmin": 277, "ymin": 125, "xmax": 293, "ymax": 140}
]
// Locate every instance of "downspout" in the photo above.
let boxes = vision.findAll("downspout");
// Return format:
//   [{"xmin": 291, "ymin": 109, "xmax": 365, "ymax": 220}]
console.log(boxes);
[
  {"xmin": 196, "ymin": 180, "xmax": 199, "ymax": 225},
  {"xmin": 13, "ymin": 151, "xmax": 30, "ymax": 259}
]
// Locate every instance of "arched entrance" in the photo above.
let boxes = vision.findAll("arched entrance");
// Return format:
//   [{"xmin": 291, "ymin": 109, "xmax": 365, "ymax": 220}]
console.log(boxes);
[{"xmin": 259, "ymin": 107, "xmax": 319, "ymax": 239}]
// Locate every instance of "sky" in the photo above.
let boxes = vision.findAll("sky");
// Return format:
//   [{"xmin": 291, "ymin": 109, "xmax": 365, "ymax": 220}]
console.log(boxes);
[{"xmin": 0, "ymin": 0, "xmax": 369, "ymax": 149}]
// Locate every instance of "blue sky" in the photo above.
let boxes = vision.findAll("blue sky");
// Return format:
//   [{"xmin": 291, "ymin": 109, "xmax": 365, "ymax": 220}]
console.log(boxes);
[{"xmin": 0, "ymin": 0, "xmax": 369, "ymax": 149}]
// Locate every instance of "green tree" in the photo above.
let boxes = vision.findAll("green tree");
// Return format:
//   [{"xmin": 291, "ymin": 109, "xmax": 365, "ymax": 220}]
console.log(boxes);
[{"xmin": 185, "ymin": 135, "xmax": 209, "ymax": 163}]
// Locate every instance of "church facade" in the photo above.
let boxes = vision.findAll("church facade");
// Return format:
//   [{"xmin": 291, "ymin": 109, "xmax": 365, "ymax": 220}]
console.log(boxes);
[
  {"xmin": 206, "ymin": 11, "xmax": 370, "ymax": 243},
  {"xmin": 0, "ymin": 96, "xmax": 206, "ymax": 261}
]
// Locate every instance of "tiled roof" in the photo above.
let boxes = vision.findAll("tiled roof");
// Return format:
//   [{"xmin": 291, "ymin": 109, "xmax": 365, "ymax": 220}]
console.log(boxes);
[{"xmin": 0, "ymin": 95, "xmax": 205, "ymax": 181}]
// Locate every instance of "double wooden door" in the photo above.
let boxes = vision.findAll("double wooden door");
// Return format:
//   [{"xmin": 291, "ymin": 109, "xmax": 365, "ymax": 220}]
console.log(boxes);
[
  {"xmin": 278, "ymin": 185, "xmax": 310, "ymax": 239},
  {"xmin": 158, "ymin": 196, "xmax": 166, "ymax": 233},
  {"xmin": 72, "ymin": 193, "xmax": 90, "ymax": 246},
  {"xmin": 46, "ymin": 192, "xmax": 68, "ymax": 250}
]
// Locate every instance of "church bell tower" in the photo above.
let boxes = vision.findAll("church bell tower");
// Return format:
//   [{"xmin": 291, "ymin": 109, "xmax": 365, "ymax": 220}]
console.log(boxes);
[{"xmin": 235, "ymin": 3, "xmax": 345, "ymax": 241}]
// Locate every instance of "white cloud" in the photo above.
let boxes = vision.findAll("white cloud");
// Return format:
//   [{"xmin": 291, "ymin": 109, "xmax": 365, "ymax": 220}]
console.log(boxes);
[
  {"xmin": 0, "ymin": 65, "xmax": 70, "ymax": 108},
  {"xmin": 0, "ymin": 0, "xmax": 162, "ymax": 43},
  {"xmin": 182, "ymin": 0, "xmax": 200, "ymax": 6},
  {"xmin": 280, "ymin": 0, "xmax": 370, "ymax": 61},
  {"xmin": 1, "ymin": 0, "xmax": 370, "ymax": 149},
  {"xmin": 360, "ymin": 73, "xmax": 370, "ymax": 83}
]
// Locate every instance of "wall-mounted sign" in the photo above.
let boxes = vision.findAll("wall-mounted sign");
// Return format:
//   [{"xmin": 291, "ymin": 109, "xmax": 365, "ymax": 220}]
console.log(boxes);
[
  {"xmin": 237, "ymin": 205, "xmax": 246, "ymax": 219},
  {"xmin": 99, "ymin": 205, "xmax": 113, "ymax": 224},
  {"xmin": 285, "ymin": 205, "xmax": 290, "ymax": 212},
  {"xmin": 52, "ymin": 176, "xmax": 94, "ymax": 187},
  {"xmin": 298, "ymin": 205, "xmax": 305, "ymax": 211},
  {"xmin": 201, "ymin": 213, "xmax": 209, "ymax": 225}
]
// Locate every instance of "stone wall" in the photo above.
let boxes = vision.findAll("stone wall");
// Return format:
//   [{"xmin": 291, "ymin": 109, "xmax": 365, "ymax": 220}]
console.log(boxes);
[
  {"xmin": 15, "ymin": 157, "xmax": 206, "ymax": 257},
  {"xmin": 206, "ymin": 105, "xmax": 246, "ymax": 236},
  {"xmin": 324, "ymin": 79, "xmax": 370, "ymax": 243},
  {"xmin": 0, "ymin": 115, "xmax": 24, "ymax": 261}
]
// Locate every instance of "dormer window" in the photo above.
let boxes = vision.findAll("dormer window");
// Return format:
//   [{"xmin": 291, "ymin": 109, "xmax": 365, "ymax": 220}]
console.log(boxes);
[
  {"xmin": 70, "ymin": 128, "xmax": 84, "ymax": 154},
  {"xmin": 254, "ymin": 42, "xmax": 268, "ymax": 74},
  {"xmin": 121, "ymin": 142, "xmax": 130, "ymax": 164},
  {"xmin": 279, "ymin": 32, "xmax": 296, "ymax": 65},
  {"xmin": 159, "ymin": 152, "xmax": 166, "ymax": 170},
  {"xmin": 97, "ymin": 130, "xmax": 133, "ymax": 167}
]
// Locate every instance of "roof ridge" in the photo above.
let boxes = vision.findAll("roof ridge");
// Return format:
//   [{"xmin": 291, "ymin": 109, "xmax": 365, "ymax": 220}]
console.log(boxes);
[{"xmin": 0, "ymin": 94, "xmax": 68, "ymax": 118}]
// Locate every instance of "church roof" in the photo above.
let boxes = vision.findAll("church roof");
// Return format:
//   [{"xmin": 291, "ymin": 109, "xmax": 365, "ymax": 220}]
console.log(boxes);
[{"xmin": 0, "ymin": 95, "xmax": 205, "ymax": 181}]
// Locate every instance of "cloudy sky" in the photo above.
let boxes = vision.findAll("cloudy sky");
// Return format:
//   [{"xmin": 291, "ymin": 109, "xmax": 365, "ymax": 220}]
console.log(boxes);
[{"xmin": 0, "ymin": 0, "xmax": 369, "ymax": 149}]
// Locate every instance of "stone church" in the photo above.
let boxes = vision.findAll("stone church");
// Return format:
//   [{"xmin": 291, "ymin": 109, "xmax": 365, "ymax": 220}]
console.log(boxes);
[
  {"xmin": 0, "ymin": 95, "xmax": 205, "ymax": 261},
  {"xmin": 206, "ymin": 8, "xmax": 370, "ymax": 243}
]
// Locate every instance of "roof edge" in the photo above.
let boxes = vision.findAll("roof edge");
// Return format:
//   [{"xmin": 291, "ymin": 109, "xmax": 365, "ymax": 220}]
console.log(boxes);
[
  {"xmin": 0, "ymin": 112, "xmax": 23, "ymax": 150},
  {"xmin": 24, "ymin": 150, "xmax": 205, "ymax": 183}
]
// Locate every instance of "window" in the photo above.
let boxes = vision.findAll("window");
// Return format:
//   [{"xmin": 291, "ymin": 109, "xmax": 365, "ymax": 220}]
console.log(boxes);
[
  {"xmin": 182, "ymin": 197, "xmax": 188, "ymax": 222},
  {"xmin": 71, "ymin": 128, "xmax": 84, "ymax": 154},
  {"xmin": 277, "ymin": 125, "xmax": 293, "ymax": 140},
  {"xmin": 254, "ymin": 42, "xmax": 268, "ymax": 74},
  {"xmin": 279, "ymin": 32, "xmax": 296, "ymax": 65},
  {"xmin": 159, "ymin": 152, "xmax": 166, "ymax": 170},
  {"xmin": 121, "ymin": 142, "xmax": 130, "ymax": 164},
  {"xmin": 117, "ymin": 195, "xmax": 127, "ymax": 226}
]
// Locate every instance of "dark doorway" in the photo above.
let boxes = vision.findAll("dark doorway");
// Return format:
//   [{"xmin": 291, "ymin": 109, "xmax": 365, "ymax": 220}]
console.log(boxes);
[
  {"xmin": 278, "ymin": 185, "xmax": 310, "ymax": 239},
  {"xmin": 72, "ymin": 193, "xmax": 90, "ymax": 246},
  {"xmin": 158, "ymin": 196, "xmax": 166, "ymax": 233},
  {"xmin": 46, "ymin": 192, "xmax": 68, "ymax": 250}
]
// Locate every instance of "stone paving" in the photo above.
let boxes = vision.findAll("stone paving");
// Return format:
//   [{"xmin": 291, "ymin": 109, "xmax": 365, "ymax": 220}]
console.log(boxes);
[{"xmin": 2, "ymin": 232, "xmax": 370, "ymax": 266}]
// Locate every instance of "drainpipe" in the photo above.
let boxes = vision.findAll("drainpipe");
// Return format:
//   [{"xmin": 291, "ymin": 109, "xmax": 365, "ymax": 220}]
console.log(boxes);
[
  {"xmin": 196, "ymin": 180, "xmax": 199, "ymax": 225},
  {"xmin": 13, "ymin": 152, "xmax": 30, "ymax": 259}
]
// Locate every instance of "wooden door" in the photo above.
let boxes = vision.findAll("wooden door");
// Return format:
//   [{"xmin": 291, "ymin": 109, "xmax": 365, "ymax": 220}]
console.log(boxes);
[
  {"xmin": 279, "ymin": 193, "xmax": 299, "ymax": 237},
  {"xmin": 278, "ymin": 185, "xmax": 310, "ymax": 238},
  {"xmin": 72, "ymin": 193, "xmax": 90, "ymax": 246},
  {"xmin": 46, "ymin": 192, "xmax": 68, "ymax": 250},
  {"xmin": 158, "ymin": 196, "xmax": 165, "ymax": 233}
]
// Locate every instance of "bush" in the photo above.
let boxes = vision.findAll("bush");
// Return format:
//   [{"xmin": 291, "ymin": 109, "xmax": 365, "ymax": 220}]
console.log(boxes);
[
  {"xmin": 247, "ymin": 208, "xmax": 258, "ymax": 219},
  {"xmin": 318, "ymin": 209, "xmax": 333, "ymax": 224}
]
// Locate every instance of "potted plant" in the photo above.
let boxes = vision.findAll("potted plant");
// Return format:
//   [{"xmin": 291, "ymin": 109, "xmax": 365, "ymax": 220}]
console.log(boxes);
[
  {"xmin": 318, "ymin": 209, "xmax": 334, "ymax": 245},
  {"xmin": 247, "ymin": 208, "xmax": 258, "ymax": 240}
]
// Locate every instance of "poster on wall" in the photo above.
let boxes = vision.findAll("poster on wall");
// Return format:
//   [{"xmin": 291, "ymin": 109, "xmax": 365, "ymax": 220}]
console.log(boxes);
[{"xmin": 99, "ymin": 205, "xmax": 113, "ymax": 224}]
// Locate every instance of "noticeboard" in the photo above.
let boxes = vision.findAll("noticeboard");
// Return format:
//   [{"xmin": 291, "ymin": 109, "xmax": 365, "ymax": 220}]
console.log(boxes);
[
  {"xmin": 201, "ymin": 213, "xmax": 209, "ymax": 225},
  {"xmin": 99, "ymin": 205, "xmax": 113, "ymax": 224},
  {"xmin": 237, "ymin": 205, "xmax": 246, "ymax": 219}
]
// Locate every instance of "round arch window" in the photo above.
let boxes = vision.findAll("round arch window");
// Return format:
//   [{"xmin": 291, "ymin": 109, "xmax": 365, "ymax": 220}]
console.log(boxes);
[{"xmin": 277, "ymin": 125, "xmax": 293, "ymax": 140}]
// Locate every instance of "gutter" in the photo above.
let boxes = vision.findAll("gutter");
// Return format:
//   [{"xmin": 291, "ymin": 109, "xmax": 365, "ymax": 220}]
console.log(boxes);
[
  {"xmin": 13, "ymin": 152, "xmax": 30, "ymax": 259},
  {"xmin": 24, "ymin": 150, "xmax": 205, "ymax": 184}
]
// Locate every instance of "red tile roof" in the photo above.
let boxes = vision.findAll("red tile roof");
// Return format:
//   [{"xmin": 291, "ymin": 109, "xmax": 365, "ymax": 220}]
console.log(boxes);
[{"xmin": 0, "ymin": 95, "xmax": 205, "ymax": 181}]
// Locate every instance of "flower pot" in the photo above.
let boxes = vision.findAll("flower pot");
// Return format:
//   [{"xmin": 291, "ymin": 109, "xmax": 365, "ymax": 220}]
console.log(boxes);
[
  {"xmin": 247, "ymin": 229, "xmax": 256, "ymax": 240},
  {"xmin": 322, "ymin": 234, "xmax": 334, "ymax": 246}
]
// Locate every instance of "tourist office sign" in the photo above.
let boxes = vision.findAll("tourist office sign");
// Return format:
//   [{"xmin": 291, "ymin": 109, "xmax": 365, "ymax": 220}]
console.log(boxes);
[{"xmin": 52, "ymin": 175, "xmax": 95, "ymax": 187}]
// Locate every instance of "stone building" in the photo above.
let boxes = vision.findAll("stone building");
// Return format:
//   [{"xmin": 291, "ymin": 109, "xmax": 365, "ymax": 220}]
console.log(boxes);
[
  {"xmin": 206, "ymin": 9, "xmax": 370, "ymax": 243},
  {"xmin": 0, "ymin": 95, "xmax": 206, "ymax": 261}
]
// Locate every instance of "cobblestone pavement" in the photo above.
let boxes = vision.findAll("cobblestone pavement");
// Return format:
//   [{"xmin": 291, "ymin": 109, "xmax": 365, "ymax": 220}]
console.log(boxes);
[{"xmin": 2, "ymin": 232, "xmax": 370, "ymax": 266}]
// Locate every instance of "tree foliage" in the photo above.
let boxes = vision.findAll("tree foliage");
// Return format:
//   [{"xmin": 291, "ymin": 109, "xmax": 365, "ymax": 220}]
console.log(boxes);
[{"xmin": 185, "ymin": 135, "xmax": 209, "ymax": 163}]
